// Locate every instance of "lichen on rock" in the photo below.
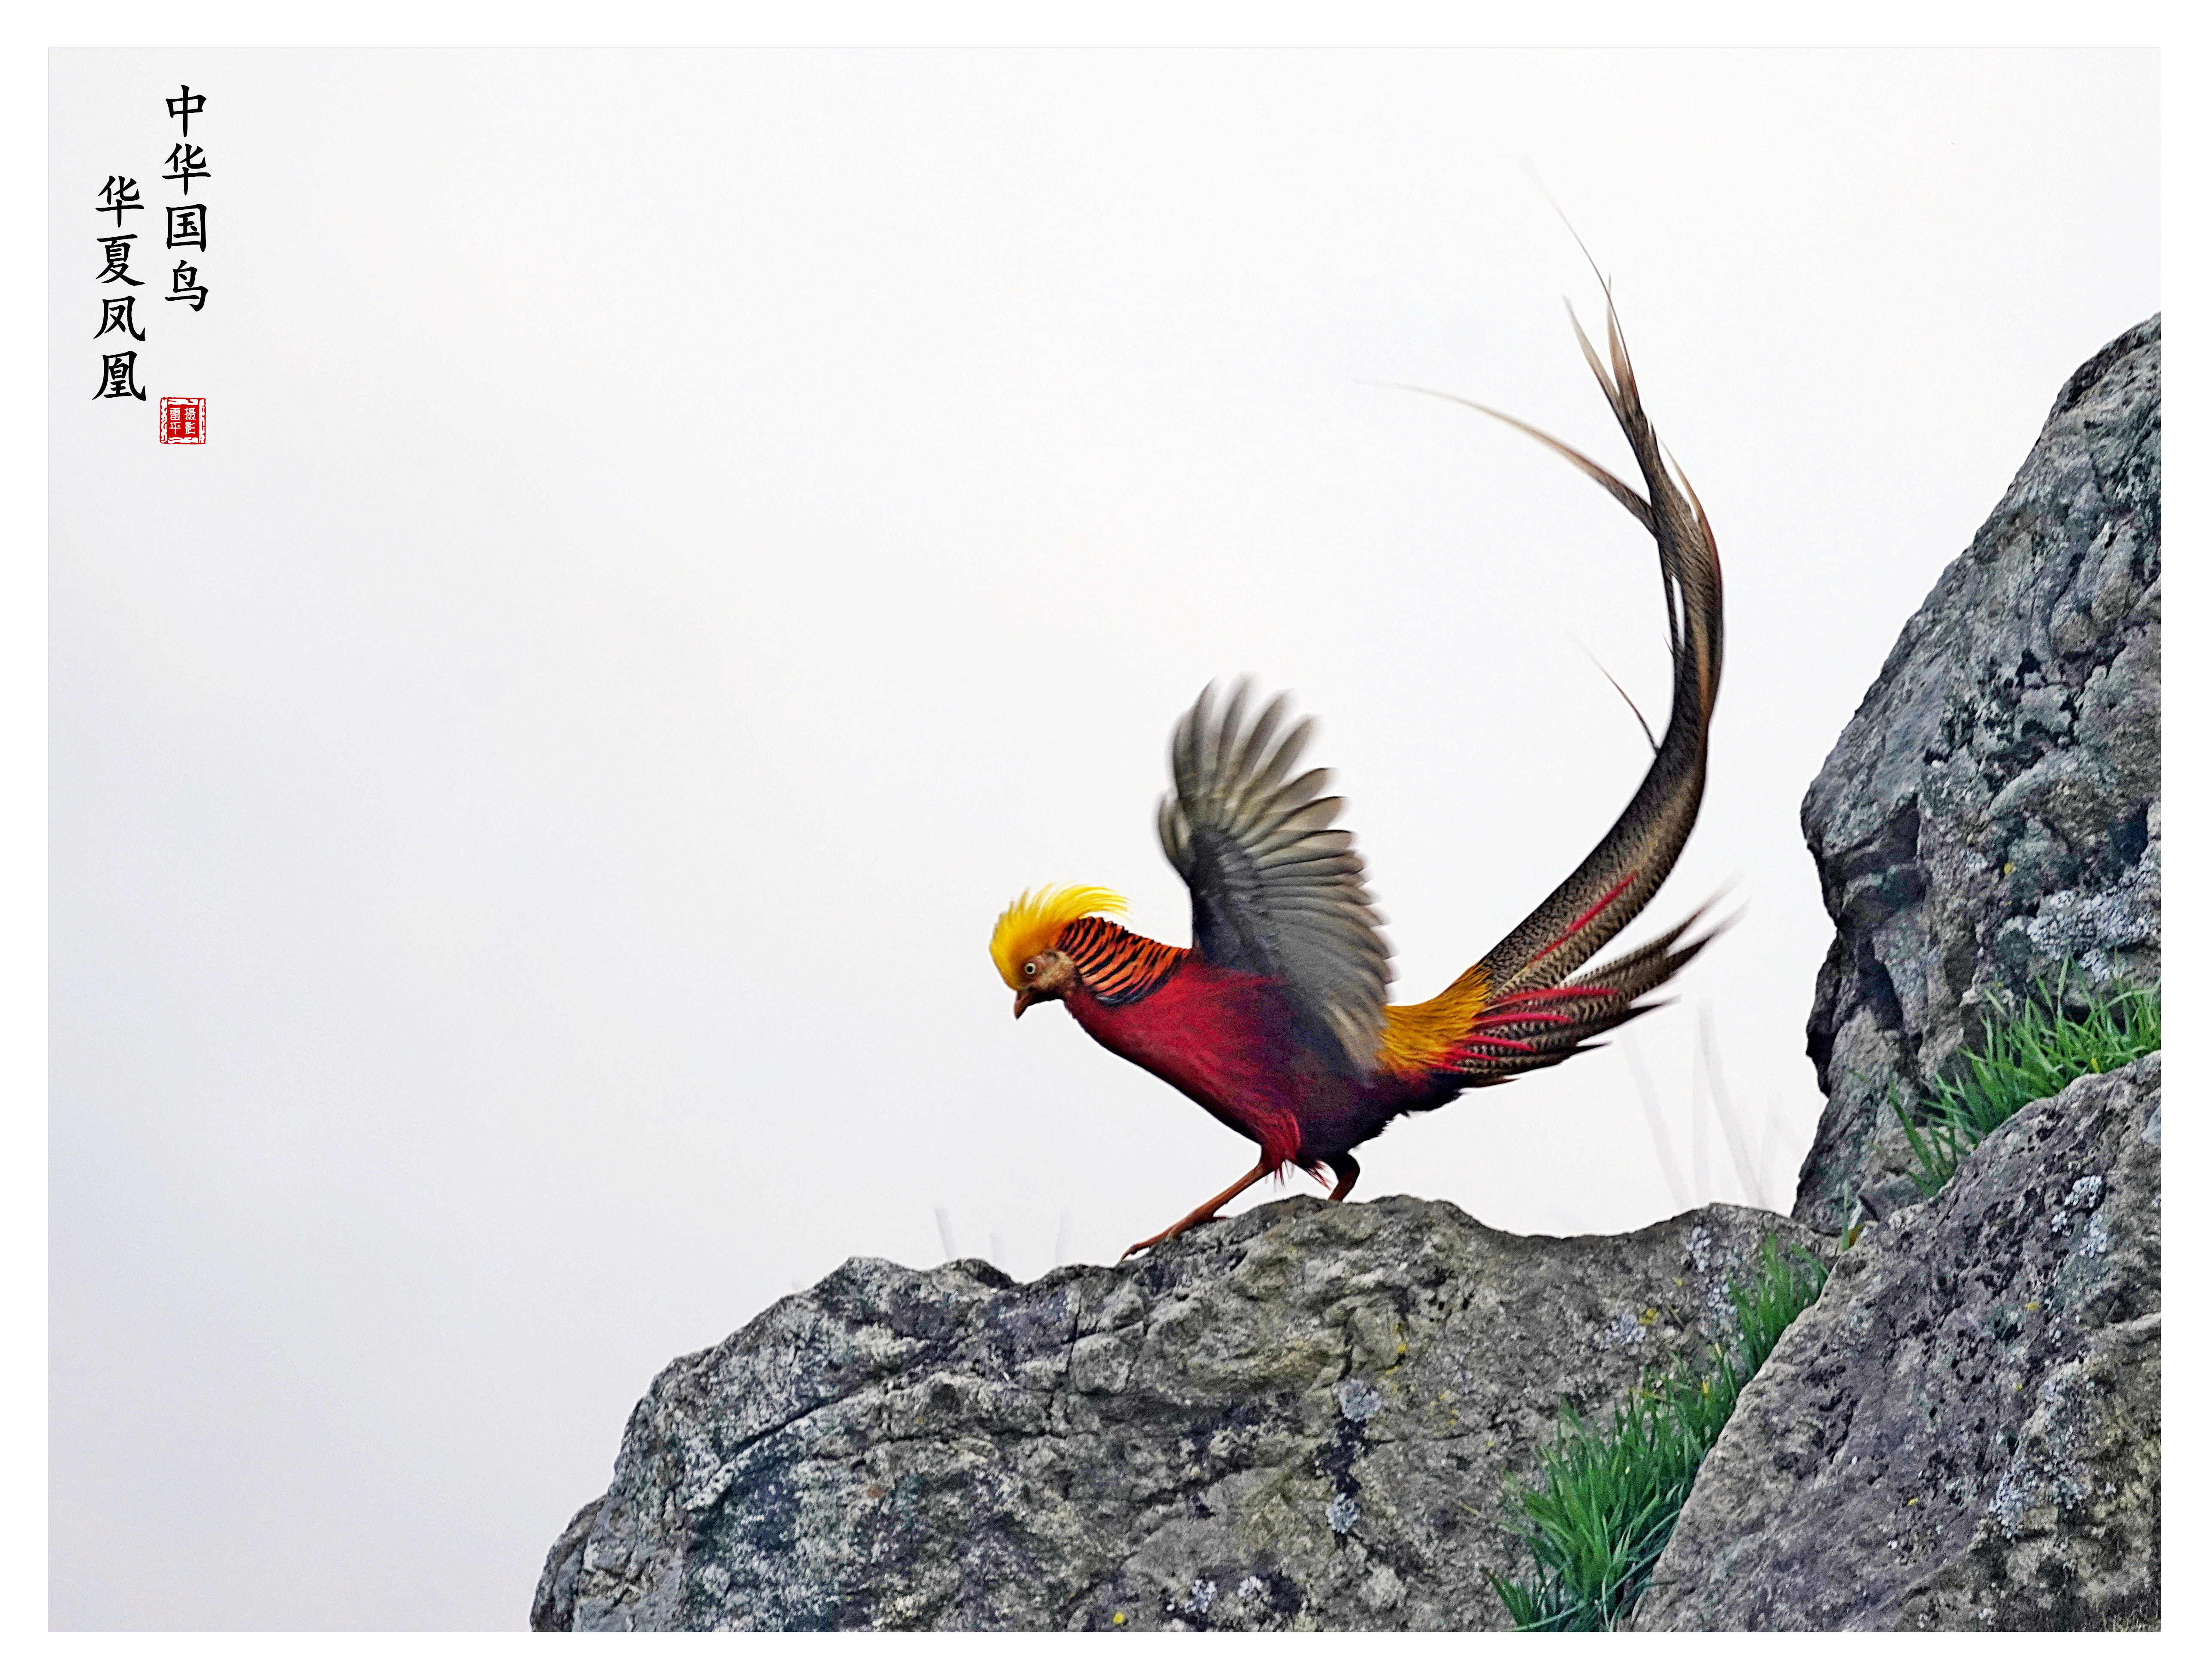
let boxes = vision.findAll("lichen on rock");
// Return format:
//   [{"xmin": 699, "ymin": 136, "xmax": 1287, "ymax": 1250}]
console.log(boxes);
[
  {"xmin": 1794, "ymin": 317, "xmax": 2159, "ymax": 1232},
  {"xmin": 531, "ymin": 1196, "xmax": 1811, "ymax": 1631},
  {"xmin": 1635, "ymin": 1056, "xmax": 2159, "ymax": 1630}
]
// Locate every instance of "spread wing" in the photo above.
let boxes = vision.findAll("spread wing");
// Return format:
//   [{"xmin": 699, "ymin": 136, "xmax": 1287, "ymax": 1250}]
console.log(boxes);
[{"xmin": 1155, "ymin": 679, "xmax": 1392, "ymax": 1071}]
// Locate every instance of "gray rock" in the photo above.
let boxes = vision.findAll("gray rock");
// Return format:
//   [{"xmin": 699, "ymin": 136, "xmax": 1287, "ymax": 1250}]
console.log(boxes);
[
  {"xmin": 1795, "ymin": 318, "xmax": 2160, "ymax": 1232},
  {"xmin": 1637, "ymin": 1055, "xmax": 2159, "ymax": 1630},
  {"xmin": 532, "ymin": 1195, "xmax": 1817, "ymax": 1630}
]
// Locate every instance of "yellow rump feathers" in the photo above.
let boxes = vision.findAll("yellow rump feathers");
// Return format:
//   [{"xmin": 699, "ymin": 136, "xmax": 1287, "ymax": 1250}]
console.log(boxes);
[
  {"xmin": 1379, "ymin": 965, "xmax": 1493, "ymax": 1074},
  {"xmin": 989, "ymin": 884, "xmax": 1127, "ymax": 989}
]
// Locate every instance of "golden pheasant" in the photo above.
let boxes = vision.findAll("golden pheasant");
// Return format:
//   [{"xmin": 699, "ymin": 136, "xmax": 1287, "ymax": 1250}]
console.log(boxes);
[{"xmin": 990, "ymin": 296, "xmax": 1725, "ymax": 1258}]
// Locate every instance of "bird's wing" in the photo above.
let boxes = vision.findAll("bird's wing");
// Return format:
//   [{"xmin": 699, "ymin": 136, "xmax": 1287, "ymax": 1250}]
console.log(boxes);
[{"xmin": 1156, "ymin": 679, "xmax": 1393, "ymax": 1072}]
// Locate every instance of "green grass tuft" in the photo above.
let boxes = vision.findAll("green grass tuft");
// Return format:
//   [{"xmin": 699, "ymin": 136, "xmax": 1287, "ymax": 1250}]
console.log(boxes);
[
  {"xmin": 1890, "ymin": 975, "xmax": 2159, "ymax": 1198},
  {"xmin": 1492, "ymin": 1235, "xmax": 1828, "ymax": 1631}
]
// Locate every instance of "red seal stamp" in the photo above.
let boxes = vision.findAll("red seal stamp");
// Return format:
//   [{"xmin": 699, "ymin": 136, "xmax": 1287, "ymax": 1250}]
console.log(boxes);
[{"xmin": 159, "ymin": 397, "xmax": 206, "ymax": 445}]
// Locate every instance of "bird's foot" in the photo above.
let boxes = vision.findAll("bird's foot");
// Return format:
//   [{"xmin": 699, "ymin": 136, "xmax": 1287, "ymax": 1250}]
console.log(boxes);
[
  {"xmin": 1120, "ymin": 1160, "xmax": 1273, "ymax": 1261},
  {"xmin": 1119, "ymin": 1212, "xmax": 1218, "ymax": 1261}
]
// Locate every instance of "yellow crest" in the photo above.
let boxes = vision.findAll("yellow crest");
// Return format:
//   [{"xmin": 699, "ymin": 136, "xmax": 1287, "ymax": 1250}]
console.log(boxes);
[{"xmin": 989, "ymin": 884, "xmax": 1127, "ymax": 989}]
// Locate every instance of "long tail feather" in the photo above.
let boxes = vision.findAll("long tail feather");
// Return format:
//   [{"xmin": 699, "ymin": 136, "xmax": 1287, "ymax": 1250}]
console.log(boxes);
[
  {"xmin": 1436, "ymin": 900, "xmax": 1732, "ymax": 1084},
  {"xmin": 1469, "ymin": 294, "xmax": 1723, "ymax": 998},
  {"xmin": 1365, "ymin": 381, "xmax": 1654, "ymax": 532},
  {"xmin": 1378, "ymin": 287, "xmax": 1727, "ymax": 1092}
]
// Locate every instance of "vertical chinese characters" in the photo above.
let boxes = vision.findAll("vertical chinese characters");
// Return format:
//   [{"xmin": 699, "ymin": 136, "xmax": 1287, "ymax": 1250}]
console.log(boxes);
[
  {"xmin": 93, "ymin": 170, "xmax": 148, "ymax": 400},
  {"xmin": 101, "ymin": 83, "xmax": 215, "ymax": 440},
  {"xmin": 95, "ymin": 83, "xmax": 213, "ymax": 407},
  {"xmin": 163, "ymin": 85, "xmax": 211, "ymax": 318}
]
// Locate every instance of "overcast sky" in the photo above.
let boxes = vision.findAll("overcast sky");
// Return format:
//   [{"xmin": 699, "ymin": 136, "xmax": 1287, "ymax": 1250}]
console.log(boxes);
[{"xmin": 49, "ymin": 49, "xmax": 2158, "ymax": 1630}]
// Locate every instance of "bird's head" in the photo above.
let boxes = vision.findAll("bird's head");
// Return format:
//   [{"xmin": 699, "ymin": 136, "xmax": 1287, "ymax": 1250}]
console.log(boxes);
[{"xmin": 989, "ymin": 883, "xmax": 1127, "ymax": 1017}]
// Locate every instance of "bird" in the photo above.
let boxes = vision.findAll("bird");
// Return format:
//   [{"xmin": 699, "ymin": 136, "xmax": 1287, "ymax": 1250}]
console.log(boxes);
[{"xmin": 989, "ymin": 291, "xmax": 1725, "ymax": 1259}]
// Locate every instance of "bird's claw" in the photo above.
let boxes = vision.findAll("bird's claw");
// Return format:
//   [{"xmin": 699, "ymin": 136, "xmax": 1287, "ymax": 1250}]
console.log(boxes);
[{"xmin": 1119, "ymin": 1212, "xmax": 1218, "ymax": 1261}]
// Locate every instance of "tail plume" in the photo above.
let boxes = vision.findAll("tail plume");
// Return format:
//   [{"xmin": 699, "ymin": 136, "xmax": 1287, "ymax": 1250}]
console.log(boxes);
[
  {"xmin": 1470, "ymin": 290, "xmax": 1723, "ymax": 999},
  {"xmin": 1381, "ymin": 288, "xmax": 1726, "ymax": 1087}
]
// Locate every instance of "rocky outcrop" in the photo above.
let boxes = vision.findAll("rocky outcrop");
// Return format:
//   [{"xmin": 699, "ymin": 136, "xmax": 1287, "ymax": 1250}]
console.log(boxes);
[
  {"xmin": 533, "ymin": 1196, "xmax": 1814, "ymax": 1631},
  {"xmin": 1637, "ymin": 1055, "xmax": 2159, "ymax": 1630},
  {"xmin": 1630, "ymin": 320, "xmax": 2164, "ymax": 1631},
  {"xmin": 1795, "ymin": 317, "xmax": 2160, "ymax": 1232}
]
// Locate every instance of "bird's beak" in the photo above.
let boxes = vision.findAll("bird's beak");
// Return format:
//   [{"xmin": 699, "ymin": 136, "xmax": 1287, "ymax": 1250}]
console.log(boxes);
[{"xmin": 1013, "ymin": 988, "xmax": 1033, "ymax": 1018}]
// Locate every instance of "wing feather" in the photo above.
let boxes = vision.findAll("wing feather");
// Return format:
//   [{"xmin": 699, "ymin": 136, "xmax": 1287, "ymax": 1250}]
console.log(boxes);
[{"xmin": 1157, "ymin": 679, "xmax": 1393, "ymax": 1071}]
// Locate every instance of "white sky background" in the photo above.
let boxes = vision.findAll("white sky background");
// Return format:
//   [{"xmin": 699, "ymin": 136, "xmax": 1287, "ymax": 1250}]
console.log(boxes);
[{"xmin": 47, "ymin": 50, "xmax": 2157, "ymax": 1631}]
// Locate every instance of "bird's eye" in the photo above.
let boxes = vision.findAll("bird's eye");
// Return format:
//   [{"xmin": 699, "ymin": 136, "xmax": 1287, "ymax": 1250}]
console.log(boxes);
[{"xmin": 1022, "ymin": 961, "xmax": 1037, "ymax": 978}]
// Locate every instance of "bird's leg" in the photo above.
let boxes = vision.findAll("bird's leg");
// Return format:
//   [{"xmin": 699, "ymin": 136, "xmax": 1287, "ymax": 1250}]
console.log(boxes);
[
  {"xmin": 1325, "ymin": 1155, "xmax": 1360, "ymax": 1203},
  {"xmin": 1121, "ymin": 1160, "xmax": 1271, "ymax": 1260}
]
